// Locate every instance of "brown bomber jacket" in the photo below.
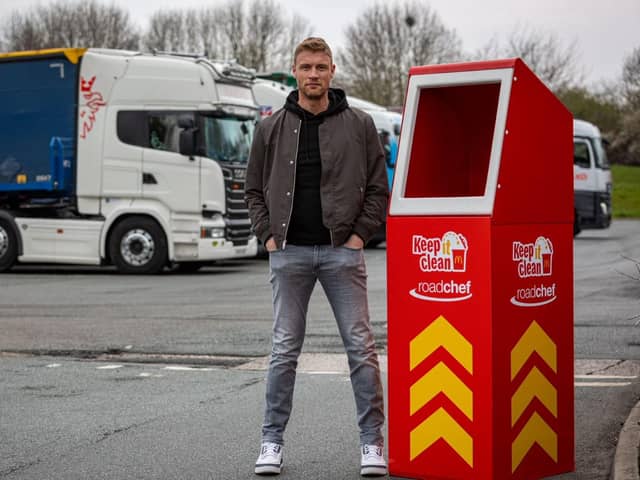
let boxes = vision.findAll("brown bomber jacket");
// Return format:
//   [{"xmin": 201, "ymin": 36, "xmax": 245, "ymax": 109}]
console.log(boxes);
[{"xmin": 245, "ymin": 103, "xmax": 389, "ymax": 249}]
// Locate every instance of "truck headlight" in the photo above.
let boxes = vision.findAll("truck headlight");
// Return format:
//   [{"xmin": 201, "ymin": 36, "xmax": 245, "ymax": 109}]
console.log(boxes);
[{"xmin": 201, "ymin": 227, "xmax": 225, "ymax": 239}]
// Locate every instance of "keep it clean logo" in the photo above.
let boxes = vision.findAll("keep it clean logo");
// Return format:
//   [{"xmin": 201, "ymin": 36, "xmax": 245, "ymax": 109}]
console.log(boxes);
[
  {"xmin": 413, "ymin": 232, "xmax": 469, "ymax": 272},
  {"xmin": 410, "ymin": 232, "xmax": 472, "ymax": 303},
  {"xmin": 511, "ymin": 237, "xmax": 557, "ymax": 307},
  {"xmin": 513, "ymin": 237, "xmax": 553, "ymax": 277}
]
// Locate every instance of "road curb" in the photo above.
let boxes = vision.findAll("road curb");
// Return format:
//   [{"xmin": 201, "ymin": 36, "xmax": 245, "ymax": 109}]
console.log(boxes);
[{"xmin": 612, "ymin": 398, "xmax": 640, "ymax": 480}]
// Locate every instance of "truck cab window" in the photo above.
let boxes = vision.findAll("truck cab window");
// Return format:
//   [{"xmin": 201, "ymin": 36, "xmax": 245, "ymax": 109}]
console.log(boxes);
[
  {"xmin": 149, "ymin": 114, "xmax": 186, "ymax": 153},
  {"xmin": 574, "ymin": 141, "xmax": 591, "ymax": 169},
  {"xmin": 117, "ymin": 111, "xmax": 147, "ymax": 147}
]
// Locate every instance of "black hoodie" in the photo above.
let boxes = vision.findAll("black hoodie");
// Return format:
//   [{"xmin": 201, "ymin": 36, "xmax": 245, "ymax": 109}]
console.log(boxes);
[{"xmin": 283, "ymin": 88, "xmax": 349, "ymax": 245}]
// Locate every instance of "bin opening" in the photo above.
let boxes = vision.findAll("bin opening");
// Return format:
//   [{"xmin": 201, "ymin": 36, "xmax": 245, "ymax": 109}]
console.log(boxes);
[{"xmin": 404, "ymin": 82, "xmax": 500, "ymax": 198}]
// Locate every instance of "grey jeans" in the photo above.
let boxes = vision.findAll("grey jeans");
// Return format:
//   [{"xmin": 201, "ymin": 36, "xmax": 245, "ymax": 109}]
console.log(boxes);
[{"xmin": 262, "ymin": 244, "xmax": 385, "ymax": 446}]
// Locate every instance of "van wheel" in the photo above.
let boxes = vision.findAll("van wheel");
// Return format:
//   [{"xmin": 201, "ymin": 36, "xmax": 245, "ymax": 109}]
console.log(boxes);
[
  {"xmin": 0, "ymin": 219, "xmax": 18, "ymax": 272},
  {"xmin": 573, "ymin": 211, "xmax": 582, "ymax": 237},
  {"xmin": 109, "ymin": 217, "xmax": 167, "ymax": 274}
]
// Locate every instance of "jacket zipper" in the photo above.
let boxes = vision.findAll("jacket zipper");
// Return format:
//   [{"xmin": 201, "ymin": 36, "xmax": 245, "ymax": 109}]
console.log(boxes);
[
  {"xmin": 282, "ymin": 118, "xmax": 301, "ymax": 250},
  {"xmin": 320, "ymin": 122, "xmax": 334, "ymax": 248}
]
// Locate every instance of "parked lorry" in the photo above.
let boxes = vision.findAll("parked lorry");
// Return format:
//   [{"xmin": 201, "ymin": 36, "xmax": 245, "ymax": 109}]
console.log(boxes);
[
  {"xmin": 573, "ymin": 119, "xmax": 612, "ymax": 235},
  {"xmin": 0, "ymin": 48, "xmax": 258, "ymax": 273}
]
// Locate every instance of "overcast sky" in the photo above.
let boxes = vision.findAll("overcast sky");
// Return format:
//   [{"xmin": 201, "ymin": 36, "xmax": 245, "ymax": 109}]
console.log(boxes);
[{"xmin": 2, "ymin": 0, "xmax": 639, "ymax": 87}]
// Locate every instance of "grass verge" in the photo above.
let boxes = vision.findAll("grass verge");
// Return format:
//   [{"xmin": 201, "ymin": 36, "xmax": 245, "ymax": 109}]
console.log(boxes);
[{"xmin": 612, "ymin": 164, "xmax": 640, "ymax": 218}]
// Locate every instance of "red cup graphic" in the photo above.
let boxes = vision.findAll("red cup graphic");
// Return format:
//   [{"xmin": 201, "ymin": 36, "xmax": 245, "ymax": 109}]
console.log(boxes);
[
  {"xmin": 542, "ymin": 252, "xmax": 552, "ymax": 274},
  {"xmin": 452, "ymin": 248, "xmax": 466, "ymax": 271}
]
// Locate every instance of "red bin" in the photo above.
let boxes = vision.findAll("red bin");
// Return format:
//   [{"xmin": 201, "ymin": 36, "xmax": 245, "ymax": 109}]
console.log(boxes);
[{"xmin": 386, "ymin": 59, "xmax": 574, "ymax": 479}]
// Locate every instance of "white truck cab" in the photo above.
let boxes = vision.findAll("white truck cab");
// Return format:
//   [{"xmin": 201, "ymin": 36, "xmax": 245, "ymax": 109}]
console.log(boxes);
[{"xmin": 573, "ymin": 119, "xmax": 612, "ymax": 235}]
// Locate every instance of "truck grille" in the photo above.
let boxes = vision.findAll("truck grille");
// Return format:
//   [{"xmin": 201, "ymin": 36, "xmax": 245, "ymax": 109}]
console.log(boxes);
[{"xmin": 221, "ymin": 167, "xmax": 252, "ymax": 246}]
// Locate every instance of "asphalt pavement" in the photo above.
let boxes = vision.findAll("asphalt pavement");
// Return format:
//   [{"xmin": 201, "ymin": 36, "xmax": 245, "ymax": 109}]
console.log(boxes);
[
  {"xmin": 2, "ymin": 352, "xmax": 640, "ymax": 479},
  {"xmin": 2, "ymin": 220, "xmax": 640, "ymax": 479}
]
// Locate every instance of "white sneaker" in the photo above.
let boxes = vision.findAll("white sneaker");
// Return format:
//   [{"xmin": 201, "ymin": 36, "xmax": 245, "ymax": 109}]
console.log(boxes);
[
  {"xmin": 255, "ymin": 442, "xmax": 283, "ymax": 475},
  {"xmin": 360, "ymin": 444, "xmax": 387, "ymax": 476}
]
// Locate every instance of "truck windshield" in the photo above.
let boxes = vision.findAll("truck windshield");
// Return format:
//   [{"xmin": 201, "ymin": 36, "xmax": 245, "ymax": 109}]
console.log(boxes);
[
  {"xmin": 592, "ymin": 138, "xmax": 610, "ymax": 169},
  {"xmin": 202, "ymin": 115, "xmax": 256, "ymax": 164}
]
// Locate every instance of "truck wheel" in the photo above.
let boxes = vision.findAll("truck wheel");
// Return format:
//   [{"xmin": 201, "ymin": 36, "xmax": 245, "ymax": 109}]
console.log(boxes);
[
  {"xmin": 573, "ymin": 210, "xmax": 581, "ymax": 237},
  {"xmin": 109, "ymin": 217, "xmax": 167, "ymax": 274},
  {"xmin": 0, "ymin": 219, "xmax": 18, "ymax": 272}
]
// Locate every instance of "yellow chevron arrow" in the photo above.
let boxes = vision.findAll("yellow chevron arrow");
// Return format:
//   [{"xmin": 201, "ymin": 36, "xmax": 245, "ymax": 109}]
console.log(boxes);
[
  {"xmin": 511, "ymin": 321, "xmax": 556, "ymax": 380},
  {"xmin": 410, "ymin": 362, "xmax": 473, "ymax": 420},
  {"xmin": 512, "ymin": 412, "xmax": 558, "ymax": 473},
  {"xmin": 410, "ymin": 315, "xmax": 472, "ymax": 374},
  {"xmin": 511, "ymin": 366, "xmax": 557, "ymax": 426},
  {"xmin": 410, "ymin": 407, "xmax": 473, "ymax": 466}
]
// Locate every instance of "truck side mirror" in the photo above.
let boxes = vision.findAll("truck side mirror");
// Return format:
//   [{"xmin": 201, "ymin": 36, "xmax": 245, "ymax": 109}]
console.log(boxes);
[
  {"xmin": 179, "ymin": 128, "xmax": 197, "ymax": 157},
  {"xmin": 178, "ymin": 115, "xmax": 194, "ymax": 129}
]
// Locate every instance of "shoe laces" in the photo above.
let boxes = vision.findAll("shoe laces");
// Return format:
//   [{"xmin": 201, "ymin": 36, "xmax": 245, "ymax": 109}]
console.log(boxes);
[
  {"xmin": 260, "ymin": 442, "xmax": 282, "ymax": 458},
  {"xmin": 362, "ymin": 444, "xmax": 383, "ymax": 460}
]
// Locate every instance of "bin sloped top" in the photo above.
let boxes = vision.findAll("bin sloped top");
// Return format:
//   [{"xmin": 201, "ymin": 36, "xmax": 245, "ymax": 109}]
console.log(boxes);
[
  {"xmin": 390, "ymin": 58, "xmax": 573, "ymax": 225},
  {"xmin": 409, "ymin": 58, "xmax": 519, "ymax": 77},
  {"xmin": 491, "ymin": 59, "xmax": 573, "ymax": 225}
]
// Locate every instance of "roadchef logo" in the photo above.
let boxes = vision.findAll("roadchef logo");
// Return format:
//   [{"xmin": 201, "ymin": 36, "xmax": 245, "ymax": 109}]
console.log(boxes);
[
  {"xmin": 409, "ymin": 232, "xmax": 472, "ymax": 302},
  {"xmin": 511, "ymin": 237, "xmax": 557, "ymax": 307}
]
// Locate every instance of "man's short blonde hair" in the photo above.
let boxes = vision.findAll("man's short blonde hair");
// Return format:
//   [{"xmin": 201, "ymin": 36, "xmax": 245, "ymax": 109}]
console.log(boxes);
[{"xmin": 293, "ymin": 37, "xmax": 333, "ymax": 65}]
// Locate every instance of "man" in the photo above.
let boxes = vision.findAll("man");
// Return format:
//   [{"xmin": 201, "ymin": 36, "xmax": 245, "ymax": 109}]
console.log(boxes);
[{"xmin": 245, "ymin": 37, "xmax": 389, "ymax": 477}]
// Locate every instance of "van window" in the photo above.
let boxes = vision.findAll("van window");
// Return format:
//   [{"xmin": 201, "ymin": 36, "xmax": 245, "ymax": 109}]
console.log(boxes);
[
  {"xmin": 574, "ymin": 141, "xmax": 591, "ymax": 169},
  {"xmin": 592, "ymin": 138, "xmax": 610, "ymax": 169}
]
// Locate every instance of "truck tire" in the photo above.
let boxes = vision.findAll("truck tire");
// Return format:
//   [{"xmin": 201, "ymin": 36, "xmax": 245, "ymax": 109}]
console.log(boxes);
[
  {"xmin": 109, "ymin": 217, "xmax": 167, "ymax": 274},
  {"xmin": 0, "ymin": 219, "xmax": 18, "ymax": 272}
]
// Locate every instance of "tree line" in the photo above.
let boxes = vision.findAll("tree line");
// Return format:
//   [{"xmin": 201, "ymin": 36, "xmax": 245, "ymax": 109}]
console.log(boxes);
[{"xmin": 1, "ymin": 0, "xmax": 638, "ymax": 164}]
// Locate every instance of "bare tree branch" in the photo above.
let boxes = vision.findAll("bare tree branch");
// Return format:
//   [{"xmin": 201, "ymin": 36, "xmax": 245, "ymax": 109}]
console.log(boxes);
[
  {"xmin": 337, "ymin": 0, "xmax": 462, "ymax": 106},
  {"xmin": 622, "ymin": 47, "xmax": 640, "ymax": 109},
  {"xmin": 144, "ymin": 0, "xmax": 311, "ymax": 72},
  {"xmin": 1, "ymin": 0, "xmax": 140, "ymax": 50},
  {"xmin": 480, "ymin": 24, "xmax": 584, "ymax": 92}
]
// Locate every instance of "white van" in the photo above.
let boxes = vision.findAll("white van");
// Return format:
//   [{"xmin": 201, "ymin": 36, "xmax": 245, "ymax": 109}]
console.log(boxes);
[{"xmin": 573, "ymin": 119, "xmax": 612, "ymax": 235}]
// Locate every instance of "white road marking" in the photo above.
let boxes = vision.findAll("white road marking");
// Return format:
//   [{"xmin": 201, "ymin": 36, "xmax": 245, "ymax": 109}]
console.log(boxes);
[
  {"xmin": 574, "ymin": 372, "xmax": 637, "ymax": 387},
  {"xmin": 575, "ymin": 382, "xmax": 632, "ymax": 387},
  {"xmin": 139, "ymin": 373, "xmax": 163, "ymax": 378},
  {"xmin": 96, "ymin": 365, "xmax": 123, "ymax": 370},
  {"xmin": 163, "ymin": 366, "xmax": 214, "ymax": 372},
  {"xmin": 46, "ymin": 364, "xmax": 62, "ymax": 368}
]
